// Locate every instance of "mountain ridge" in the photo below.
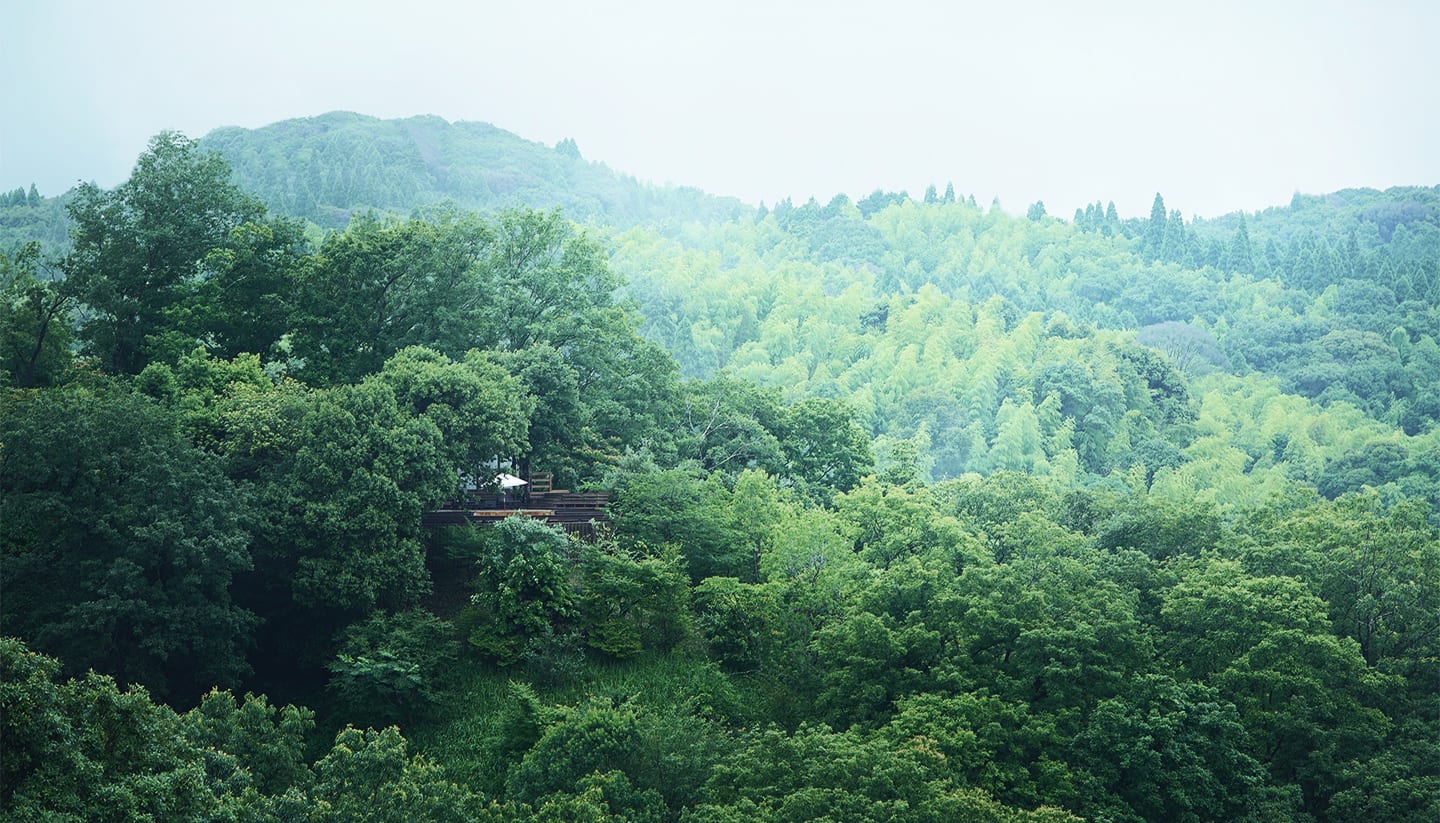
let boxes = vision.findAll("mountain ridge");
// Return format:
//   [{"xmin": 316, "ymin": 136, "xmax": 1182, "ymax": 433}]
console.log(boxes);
[{"xmin": 197, "ymin": 111, "xmax": 752, "ymax": 228}]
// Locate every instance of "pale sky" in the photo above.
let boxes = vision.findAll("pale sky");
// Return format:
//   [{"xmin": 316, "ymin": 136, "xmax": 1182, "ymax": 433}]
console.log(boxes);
[{"xmin": 2, "ymin": 0, "xmax": 1437, "ymax": 220}]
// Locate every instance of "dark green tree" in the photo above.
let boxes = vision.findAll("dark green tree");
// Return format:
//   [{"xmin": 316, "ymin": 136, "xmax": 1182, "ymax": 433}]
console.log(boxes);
[
  {"xmin": 1144, "ymin": 193, "xmax": 1167, "ymax": 258},
  {"xmin": 1069, "ymin": 674, "xmax": 1280, "ymax": 822},
  {"xmin": 465, "ymin": 517, "xmax": 577, "ymax": 666},
  {"xmin": 373, "ymin": 346, "xmax": 534, "ymax": 478},
  {"xmin": 478, "ymin": 209, "xmax": 681, "ymax": 461},
  {"xmin": 575, "ymin": 541, "xmax": 691, "ymax": 659},
  {"xmin": 777, "ymin": 397, "xmax": 874, "ymax": 496},
  {"xmin": 1225, "ymin": 213, "xmax": 1254, "ymax": 272},
  {"xmin": 188, "ymin": 216, "xmax": 308, "ymax": 361},
  {"xmin": 181, "ymin": 688, "xmax": 315, "ymax": 797},
  {"xmin": 0, "ymin": 638, "xmax": 229, "ymax": 820},
  {"xmin": 493, "ymin": 344, "xmax": 585, "ymax": 483},
  {"xmin": 249, "ymin": 378, "xmax": 453, "ymax": 614},
  {"xmin": 62, "ymin": 132, "xmax": 269, "ymax": 373},
  {"xmin": 326, "ymin": 609, "xmax": 457, "ymax": 727},
  {"xmin": 692, "ymin": 577, "xmax": 784, "ymax": 674},
  {"xmin": 883, "ymin": 690, "xmax": 1067, "ymax": 810},
  {"xmin": 674, "ymin": 376, "xmax": 786, "ymax": 475},
  {"xmin": 608, "ymin": 465, "xmax": 750, "ymax": 581},
  {"xmin": 1, "ymin": 384, "xmax": 256, "ymax": 699},
  {"xmin": 290, "ymin": 212, "xmax": 492, "ymax": 385},
  {"xmin": 0, "ymin": 241, "xmax": 72, "ymax": 387},
  {"xmin": 300, "ymin": 727, "xmax": 488, "ymax": 822}
]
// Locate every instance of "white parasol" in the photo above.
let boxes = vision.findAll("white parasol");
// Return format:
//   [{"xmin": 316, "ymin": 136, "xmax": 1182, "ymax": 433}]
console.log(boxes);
[{"xmin": 493, "ymin": 473, "xmax": 528, "ymax": 489}]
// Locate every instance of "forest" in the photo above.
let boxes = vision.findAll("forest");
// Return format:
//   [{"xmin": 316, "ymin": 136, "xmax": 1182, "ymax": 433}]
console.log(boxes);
[{"xmin": 2, "ymin": 118, "xmax": 1438, "ymax": 822}]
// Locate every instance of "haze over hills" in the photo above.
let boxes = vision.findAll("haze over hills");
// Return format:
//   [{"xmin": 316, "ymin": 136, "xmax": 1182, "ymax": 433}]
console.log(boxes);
[
  {"xmin": 7, "ymin": 0, "xmax": 1440, "ymax": 814},
  {"xmin": 197, "ymin": 111, "xmax": 752, "ymax": 229},
  {"xmin": 9, "ymin": 110, "xmax": 1438, "ymax": 263}
]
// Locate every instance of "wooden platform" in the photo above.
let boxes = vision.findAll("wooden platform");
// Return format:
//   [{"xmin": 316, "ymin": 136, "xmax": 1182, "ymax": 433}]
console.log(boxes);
[{"xmin": 423, "ymin": 491, "xmax": 610, "ymax": 537}]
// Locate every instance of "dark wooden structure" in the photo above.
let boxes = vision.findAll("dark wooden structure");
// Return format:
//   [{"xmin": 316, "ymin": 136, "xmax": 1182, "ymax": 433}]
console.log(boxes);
[{"xmin": 423, "ymin": 490, "xmax": 611, "ymax": 538}]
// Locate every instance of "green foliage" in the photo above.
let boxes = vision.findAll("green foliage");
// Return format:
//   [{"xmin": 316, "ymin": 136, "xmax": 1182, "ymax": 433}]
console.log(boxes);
[
  {"xmin": 674, "ymin": 376, "xmax": 787, "ymax": 474},
  {"xmin": 0, "ymin": 638, "xmax": 227, "ymax": 821},
  {"xmin": 299, "ymin": 726, "xmax": 487, "ymax": 822},
  {"xmin": 1327, "ymin": 719, "xmax": 1440, "ymax": 823},
  {"xmin": 1069, "ymin": 675, "xmax": 1275, "ymax": 822},
  {"xmin": 1240, "ymin": 493, "xmax": 1440, "ymax": 681},
  {"xmin": 699, "ymin": 722, "xmax": 1082, "ymax": 822},
  {"xmin": 328, "ymin": 609, "xmax": 458, "ymax": 727},
  {"xmin": 10, "ymin": 127, "xmax": 1440, "ymax": 823},
  {"xmin": 1159, "ymin": 558, "xmax": 1331, "ymax": 679},
  {"xmin": 286, "ymin": 207, "xmax": 677, "ymax": 481},
  {"xmin": 777, "ymin": 396, "xmax": 874, "ymax": 496},
  {"xmin": 0, "ymin": 241, "xmax": 72, "ymax": 387},
  {"xmin": 374, "ymin": 346, "xmax": 534, "ymax": 475},
  {"xmin": 466, "ymin": 517, "xmax": 577, "ymax": 666},
  {"xmin": 190, "ymin": 217, "xmax": 309, "ymax": 362},
  {"xmin": 182, "ymin": 689, "xmax": 315, "ymax": 797},
  {"xmin": 0, "ymin": 383, "xmax": 256, "ymax": 699},
  {"xmin": 504, "ymin": 699, "xmax": 647, "ymax": 805},
  {"xmin": 810, "ymin": 607, "xmax": 932, "ymax": 727},
  {"xmin": 506, "ymin": 698, "xmax": 721, "ymax": 813},
  {"xmin": 835, "ymin": 477, "xmax": 984, "ymax": 571},
  {"xmin": 608, "ymin": 465, "xmax": 752, "ymax": 581},
  {"xmin": 692, "ymin": 577, "xmax": 784, "ymax": 674},
  {"xmin": 61, "ymin": 132, "xmax": 278, "ymax": 373},
  {"xmin": 288, "ymin": 211, "xmax": 493, "ymax": 384},
  {"xmin": 137, "ymin": 346, "xmax": 284, "ymax": 456},
  {"xmin": 1214, "ymin": 628, "xmax": 1394, "ymax": 814},
  {"xmin": 1094, "ymin": 494, "xmax": 1223, "ymax": 559},
  {"xmin": 1, "ymin": 638, "xmax": 496, "ymax": 822},
  {"xmin": 492, "ymin": 344, "xmax": 584, "ymax": 483},
  {"xmin": 0, "ymin": 184, "xmax": 71, "ymax": 254},
  {"xmin": 253, "ymin": 377, "xmax": 452, "ymax": 613},
  {"xmin": 576, "ymin": 541, "xmax": 691, "ymax": 659},
  {"xmin": 200, "ymin": 112, "xmax": 749, "ymax": 229},
  {"xmin": 947, "ymin": 555, "xmax": 1156, "ymax": 715},
  {"xmin": 883, "ymin": 690, "xmax": 1069, "ymax": 809}
]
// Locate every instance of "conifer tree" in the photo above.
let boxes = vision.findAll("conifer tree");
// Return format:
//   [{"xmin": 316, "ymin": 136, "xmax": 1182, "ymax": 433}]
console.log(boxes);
[
  {"xmin": 1162, "ymin": 209, "xmax": 1188, "ymax": 262},
  {"xmin": 1225, "ymin": 213, "xmax": 1253, "ymax": 272},
  {"xmin": 1144, "ymin": 193, "xmax": 1167, "ymax": 258}
]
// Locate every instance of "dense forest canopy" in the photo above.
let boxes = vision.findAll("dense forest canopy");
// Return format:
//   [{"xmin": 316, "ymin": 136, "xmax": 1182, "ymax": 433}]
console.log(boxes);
[{"xmin": 2, "ymin": 120, "xmax": 1438, "ymax": 822}]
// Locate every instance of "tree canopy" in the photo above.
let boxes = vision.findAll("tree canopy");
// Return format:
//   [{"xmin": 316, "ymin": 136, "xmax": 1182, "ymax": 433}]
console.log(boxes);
[{"xmin": 3, "ymin": 128, "xmax": 1438, "ymax": 823}]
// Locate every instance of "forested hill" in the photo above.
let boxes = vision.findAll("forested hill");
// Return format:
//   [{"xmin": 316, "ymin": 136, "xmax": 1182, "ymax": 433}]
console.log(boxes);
[
  {"xmin": 197, "ymin": 111, "xmax": 751, "ymax": 228},
  {"xmin": 5, "ymin": 128, "xmax": 1440, "ymax": 822},
  {"xmin": 603, "ymin": 185, "xmax": 1440, "ymax": 513}
]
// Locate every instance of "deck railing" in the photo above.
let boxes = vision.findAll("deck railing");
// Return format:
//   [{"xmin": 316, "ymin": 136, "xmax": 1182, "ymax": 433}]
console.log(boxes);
[{"xmin": 423, "ymin": 490, "xmax": 610, "ymax": 537}]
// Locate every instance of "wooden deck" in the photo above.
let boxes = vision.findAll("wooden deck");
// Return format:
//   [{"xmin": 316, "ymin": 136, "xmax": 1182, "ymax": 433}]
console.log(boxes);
[{"xmin": 423, "ymin": 490, "xmax": 611, "ymax": 537}]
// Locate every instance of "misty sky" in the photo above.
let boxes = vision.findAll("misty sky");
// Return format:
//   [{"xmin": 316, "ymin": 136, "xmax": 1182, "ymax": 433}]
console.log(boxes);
[{"xmin": 3, "ymin": 0, "xmax": 1438, "ymax": 220}]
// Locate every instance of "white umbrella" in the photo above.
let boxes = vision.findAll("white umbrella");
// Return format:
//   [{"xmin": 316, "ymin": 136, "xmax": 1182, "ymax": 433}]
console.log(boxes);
[{"xmin": 494, "ymin": 473, "xmax": 528, "ymax": 489}]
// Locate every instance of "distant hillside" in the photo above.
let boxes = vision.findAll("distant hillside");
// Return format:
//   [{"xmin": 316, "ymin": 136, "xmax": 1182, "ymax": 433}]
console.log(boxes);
[
  {"xmin": 0, "ymin": 189, "xmax": 72, "ymax": 257},
  {"xmin": 198, "ymin": 112, "xmax": 751, "ymax": 228}
]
